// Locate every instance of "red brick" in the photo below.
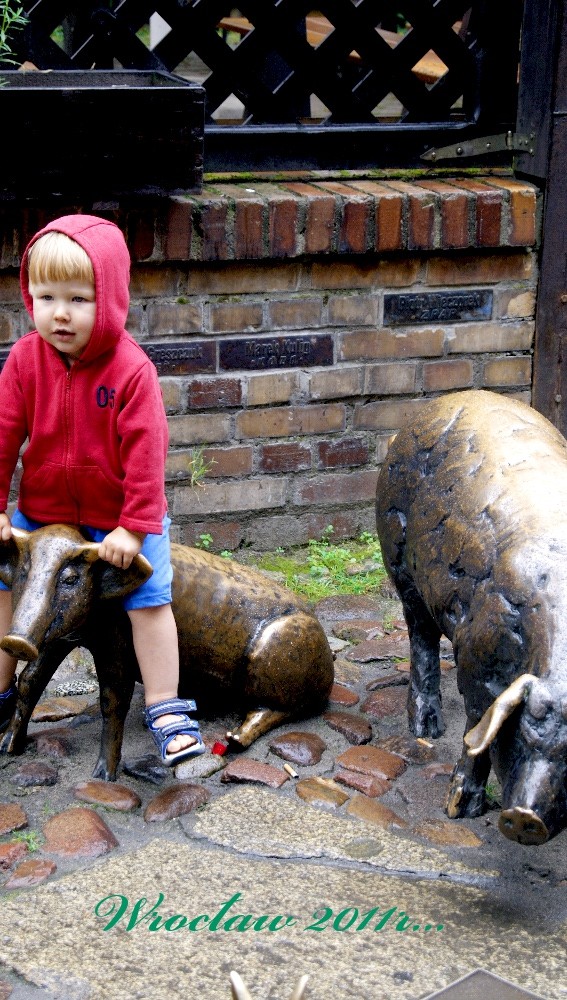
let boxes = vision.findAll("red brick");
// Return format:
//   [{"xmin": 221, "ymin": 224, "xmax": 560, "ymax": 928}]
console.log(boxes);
[
  {"xmin": 164, "ymin": 198, "xmax": 193, "ymax": 259},
  {"xmin": 354, "ymin": 398, "xmax": 427, "ymax": 430},
  {"xmin": 188, "ymin": 378, "xmax": 242, "ymax": 409},
  {"xmin": 260, "ymin": 443, "xmax": 312, "ymax": 473},
  {"xmin": 294, "ymin": 469, "xmax": 379, "ymax": 506},
  {"xmin": 417, "ymin": 180, "xmax": 470, "ymax": 248},
  {"xmin": 483, "ymin": 356, "xmax": 532, "ymax": 387},
  {"xmin": 310, "ymin": 259, "xmax": 419, "ymax": 289},
  {"xmin": 349, "ymin": 181, "xmax": 404, "ymax": 251},
  {"xmin": 447, "ymin": 179, "xmax": 503, "ymax": 247},
  {"xmin": 181, "ymin": 521, "xmax": 245, "ymax": 551},
  {"xmin": 423, "ymin": 359, "xmax": 474, "ymax": 391},
  {"xmin": 198, "ymin": 198, "xmax": 230, "ymax": 261},
  {"xmin": 316, "ymin": 438, "xmax": 369, "ymax": 469},
  {"xmin": 146, "ymin": 301, "xmax": 202, "ymax": 336},
  {"xmin": 386, "ymin": 181, "xmax": 436, "ymax": 250},
  {"xmin": 209, "ymin": 302, "xmax": 263, "ymax": 333},
  {"xmin": 129, "ymin": 210, "xmax": 156, "ymax": 261},
  {"xmin": 327, "ymin": 294, "xmax": 377, "ymax": 326},
  {"xmin": 283, "ymin": 183, "xmax": 337, "ymax": 253},
  {"xmin": 236, "ymin": 403, "xmax": 345, "ymax": 439},
  {"xmin": 363, "ymin": 362, "xmax": 418, "ymax": 395},
  {"xmin": 426, "ymin": 252, "xmax": 533, "ymax": 286},
  {"xmin": 234, "ymin": 195, "xmax": 265, "ymax": 259},
  {"xmin": 340, "ymin": 328, "xmax": 445, "ymax": 361},
  {"xmin": 486, "ymin": 178, "xmax": 537, "ymax": 246},
  {"xmin": 303, "ymin": 510, "xmax": 363, "ymax": 542},
  {"xmin": 268, "ymin": 297, "xmax": 322, "ymax": 329},
  {"xmin": 269, "ymin": 195, "xmax": 300, "ymax": 257},
  {"xmin": 311, "ymin": 182, "xmax": 371, "ymax": 253}
]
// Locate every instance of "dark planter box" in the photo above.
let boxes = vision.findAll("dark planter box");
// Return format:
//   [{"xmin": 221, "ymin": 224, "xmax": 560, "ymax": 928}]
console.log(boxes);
[{"xmin": 0, "ymin": 70, "xmax": 205, "ymax": 201}]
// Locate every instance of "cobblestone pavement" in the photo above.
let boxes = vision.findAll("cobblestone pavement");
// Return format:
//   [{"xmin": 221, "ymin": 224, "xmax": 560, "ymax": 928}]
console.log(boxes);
[{"xmin": 0, "ymin": 587, "xmax": 565, "ymax": 1000}]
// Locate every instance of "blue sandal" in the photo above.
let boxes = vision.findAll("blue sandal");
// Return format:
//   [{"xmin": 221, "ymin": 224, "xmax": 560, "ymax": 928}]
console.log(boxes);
[
  {"xmin": 0, "ymin": 684, "xmax": 17, "ymax": 731},
  {"xmin": 143, "ymin": 698, "xmax": 206, "ymax": 767}
]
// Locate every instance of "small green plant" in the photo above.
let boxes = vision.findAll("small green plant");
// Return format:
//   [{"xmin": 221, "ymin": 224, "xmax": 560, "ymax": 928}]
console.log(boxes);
[
  {"xmin": 251, "ymin": 527, "xmax": 386, "ymax": 602},
  {"xmin": 188, "ymin": 447, "xmax": 215, "ymax": 488},
  {"xmin": 0, "ymin": 1, "xmax": 27, "ymax": 66},
  {"xmin": 196, "ymin": 532, "xmax": 213, "ymax": 550},
  {"xmin": 220, "ymin": 550, "xmax": 233, "ymax": 559},
  {"xmin": 13, "ymin": 829, "xmax": 43, "ymax": 852}
]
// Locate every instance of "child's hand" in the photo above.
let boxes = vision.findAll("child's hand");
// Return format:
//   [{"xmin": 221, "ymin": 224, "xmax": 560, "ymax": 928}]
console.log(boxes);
[
  {"xmin": 0, "ymin": 512, "xmax": 12, "ymax": 542},
  {"xmin": 98, "ymin": 527, "xmax": 146, "ymax": 569}
]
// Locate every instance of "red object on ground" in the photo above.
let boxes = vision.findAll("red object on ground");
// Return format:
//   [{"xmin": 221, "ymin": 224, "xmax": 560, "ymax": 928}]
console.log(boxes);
[{"xmin": 211, "ymin": 742, "xmax": 228, "ymax": 756}]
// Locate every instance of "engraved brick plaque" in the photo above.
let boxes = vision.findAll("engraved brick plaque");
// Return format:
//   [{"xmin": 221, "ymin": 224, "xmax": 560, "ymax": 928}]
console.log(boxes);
[
  {"xmin": 143, "ymin": 341, "xmax": 215, "ymax": 376},
  {"xmin": 219, "ymin": 335, "xmax": 333, "ymax": 371},
  {"xmin": 384, "ymin": 290, "xmax": 493, "ymax": 326}
]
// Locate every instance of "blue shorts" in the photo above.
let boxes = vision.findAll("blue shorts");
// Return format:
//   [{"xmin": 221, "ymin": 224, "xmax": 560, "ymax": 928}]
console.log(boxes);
[{"xmin": 0, "ymin": 510, "xmax": 173, "ymax": 611}]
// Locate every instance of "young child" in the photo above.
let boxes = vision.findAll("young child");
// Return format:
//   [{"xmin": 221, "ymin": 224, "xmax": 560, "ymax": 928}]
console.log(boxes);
[{"xmin": 0, "ymin": 214, "xmax": 205, "ymax": 766}]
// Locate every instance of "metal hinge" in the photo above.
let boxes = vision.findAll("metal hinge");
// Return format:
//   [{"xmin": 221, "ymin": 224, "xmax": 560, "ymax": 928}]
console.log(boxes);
[{"xmin": 421, "ymin": 131, "xmax": 535, "ymax": 163}]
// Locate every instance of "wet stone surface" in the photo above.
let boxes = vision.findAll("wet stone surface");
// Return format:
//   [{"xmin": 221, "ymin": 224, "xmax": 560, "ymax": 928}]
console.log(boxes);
[
  {"xmin": 268, "ymin": 730, "xmax": 327, "ymax": 765},
  {"xmin": 0, "ymin": 584, "xmax": 560, "ymax": 980}
]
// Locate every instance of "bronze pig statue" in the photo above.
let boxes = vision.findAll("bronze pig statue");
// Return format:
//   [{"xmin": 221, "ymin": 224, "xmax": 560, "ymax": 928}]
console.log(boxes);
[
  {"xmin": 376, "ymin": 389, "xmax": 567, "ymax": 845},
  {"xmin": 0, "ymin": 525, "xmax": 334, "ymax": 779}
]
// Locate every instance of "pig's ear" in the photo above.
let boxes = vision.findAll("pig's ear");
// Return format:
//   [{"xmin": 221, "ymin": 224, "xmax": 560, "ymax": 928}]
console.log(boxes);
[
  {"xmin": 94, "ymin": 553, "xmax": 154, "ymax": 600},
  {"xmin": 465, "ymin": 673, "xmax": 533, "ymax": 756},
  {"xmin": 0, "ymin": 527, "xmax": 30, "ymax": 588}
]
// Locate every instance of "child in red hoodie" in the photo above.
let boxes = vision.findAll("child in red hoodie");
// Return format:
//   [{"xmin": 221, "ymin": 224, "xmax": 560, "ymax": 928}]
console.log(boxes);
[{"xmin": 0, "ymin": 214, "xmax": 205, "ymax": 766}]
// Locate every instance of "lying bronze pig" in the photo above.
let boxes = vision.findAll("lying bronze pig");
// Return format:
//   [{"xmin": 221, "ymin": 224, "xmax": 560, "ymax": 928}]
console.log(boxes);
[
  {"xmin": 376, "ymin": 389, "xmax": 567, "ymax": 845},
  {"xmin": 0, "ymin": 525, "xmax": 334, "ymax": 779}
]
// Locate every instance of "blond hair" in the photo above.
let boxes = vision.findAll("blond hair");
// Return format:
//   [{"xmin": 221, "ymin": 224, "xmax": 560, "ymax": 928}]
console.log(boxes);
[{"xmin": 27, "ymin": 231, "xmax": 94, "ymax": 287}]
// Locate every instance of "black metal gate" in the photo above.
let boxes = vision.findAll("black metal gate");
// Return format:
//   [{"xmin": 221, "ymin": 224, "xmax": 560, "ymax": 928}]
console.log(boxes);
[{"xmin": 13, "ymin": 0, "xmax": 523, "ymax": 171}]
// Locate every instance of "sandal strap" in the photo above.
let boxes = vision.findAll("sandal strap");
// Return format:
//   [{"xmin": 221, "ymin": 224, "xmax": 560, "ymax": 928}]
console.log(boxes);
[
  {"xmin": 143, "ymin": 698, "xmax": 197, "ymax": 723},
  {"xmin": 149, "ymin": 718, "xmax": 201, "ymax": 742},
  {"xmin": 0, "ymin": 684, "xmax": 16, "ymax": 702}
]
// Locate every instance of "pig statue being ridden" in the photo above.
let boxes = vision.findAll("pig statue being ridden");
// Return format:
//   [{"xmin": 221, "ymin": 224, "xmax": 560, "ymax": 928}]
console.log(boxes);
[
  {"xmin": 376, "ymin": 389, "xmax": 567, "ymax": 846},
  {"xmin": 0, "ymin": 527, "xmax": 334, "ymax": 780}
]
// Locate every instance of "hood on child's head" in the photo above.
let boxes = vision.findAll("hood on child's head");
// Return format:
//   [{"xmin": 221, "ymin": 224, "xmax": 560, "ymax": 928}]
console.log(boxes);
[{"xmin": 20, "ymin": 214, "xmax": 131, "ymax": 364}]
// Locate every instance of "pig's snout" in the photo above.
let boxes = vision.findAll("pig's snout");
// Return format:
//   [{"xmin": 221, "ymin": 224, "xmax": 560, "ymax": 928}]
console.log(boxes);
[
  {"xmin": 499, "ymin": 807, "xmax": 549, "ymax": 846},
  {"xmin": 0, "ymin": 634, "xmax": 39, "ymax": 661}
]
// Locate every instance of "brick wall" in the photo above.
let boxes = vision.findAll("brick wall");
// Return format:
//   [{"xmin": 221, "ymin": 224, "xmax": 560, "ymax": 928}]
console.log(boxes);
[{"xmin": 0, "ymin": 173, "xmax": 540, "ymax": 550}]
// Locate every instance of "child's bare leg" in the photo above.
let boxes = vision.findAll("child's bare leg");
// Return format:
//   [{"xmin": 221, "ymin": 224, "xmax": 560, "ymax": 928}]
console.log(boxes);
[
  {"xmin": 127, "ymin": 603, "xmax": 196, "ymax": 755},
  {"xmin": 0, "ymin": 590, "xmax": 17, "ymax": 693}
]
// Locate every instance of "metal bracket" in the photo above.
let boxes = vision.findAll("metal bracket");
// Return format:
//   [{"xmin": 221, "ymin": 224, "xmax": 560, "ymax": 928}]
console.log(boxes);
[{"xmin": 421, "ymin": 131, "xmax": 535, "ymax": 163}]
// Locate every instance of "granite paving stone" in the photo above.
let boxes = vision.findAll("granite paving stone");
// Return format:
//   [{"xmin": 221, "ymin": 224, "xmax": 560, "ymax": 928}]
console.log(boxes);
[
  {"xmin": 31, "ymin": 696, "xmax": 92, "ymax": 722},
  {"xmin": 31, "ymin": 728, "xmax": 73, "ymax": 758},
  {"xmin": 74, "ymin": 779, "xmax": 142, "ymax": 811},
  {"xmin": 361, "ymin": 686, "xmax": 408, "ymax": 718},
  {"xmin": 0, "ymin": 842, "xmax": 28, "ymax": 871},
  {"xmin": 0, "ymin": 803, "xmax": 28, "ymax": 836},
  {"xmin": 377, "ymin": 734, "xmax": 437, "ymax": 764},
  {"xmin": 295, "ymin": 776, "xmax": 350, "ymax": 808},
  {"xmin": 122, "ymin": 753, "xmax": 169, "ymax": 784},
  {"xmin": 334, "ymin": 769, "xmax": 391, "ymax": 797},
  {"xmin": 345, "ymin": 635, "xmax": 412, "ymax": 661},
  {"xmin": 4, "ymin": 858, "xmax": 57, "ymax": 888},
  {"xmin": 10, "ymin": 762, "xmax": 59, "ymax": 787},
  {"xmin": 268, "ymin": 730, "xmax": 327, "ymax": 765},
  {"xmin": 322, "ymin": 709, "xmax": 372, "ymax": 744},
  {"xmin": 336, "ymin": 744, "xmax": 407, "ymax": 781},
  {"xmin": 328, "ymin": 682, "xmax": 360, "ymax": 706},
  {"xmin": 221, "ymin": 757, "xmax": 290, "ymax": 788},
  {"xmin": 42, "ymin": 807, "xmax": 119, "ymax": 858},
  {"xmin": 332, "ymin": 619, "xmax": 384, "ymax": 641},
  {"xmin": 366, "ymin": 671, "xmax": 409, "ymax": 690},
  {"xmin": 143, "ymin": 782, "xmax": 210, "ymax": 822},
  {"xmin": 415, "ymin": 819, "xmax": 484, "ymax": 849}
]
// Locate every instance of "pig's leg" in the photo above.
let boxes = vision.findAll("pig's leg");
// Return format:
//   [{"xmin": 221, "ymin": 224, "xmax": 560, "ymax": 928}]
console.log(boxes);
[
  {"xmin": 445, "ymin": 722, "xmax": 491, "ymax": 818},
  {"xmin": 228, "ymin": 708, "xmax": 291, "ymax": 748},
  {"xmin": 88, "ymin": 614, "xmax": 136, "ymax": 781},
  {"xmin": 400, "ymin": 584, "xmax": 445, "ymax": 738},
  {"xmin": 0, "ymin": 641, "xmax": 69, "ymax": 754}
]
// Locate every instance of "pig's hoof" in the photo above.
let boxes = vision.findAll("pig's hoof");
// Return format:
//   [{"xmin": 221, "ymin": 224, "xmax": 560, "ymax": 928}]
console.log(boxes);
[
  {"xmin": 409, "ymin": 700, "xmax": 445, "ymax": 739},
  {"xmin": 445, "ymin": 772, "xmax": 486, "ymax": 818},
  {"xmin": 92, "ymin": 758, "xmax": 117, "ymax": 782}
]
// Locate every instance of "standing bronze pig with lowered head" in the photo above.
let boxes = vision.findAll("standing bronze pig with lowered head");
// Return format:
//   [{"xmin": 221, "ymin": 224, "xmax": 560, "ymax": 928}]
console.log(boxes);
[
  {"xmin": 0, "ymin": 527, "xmax": 334, "ymax": 779},
  {"xmin": 376, "ymin": 389, "xmax": 567, "ymax": 845}
]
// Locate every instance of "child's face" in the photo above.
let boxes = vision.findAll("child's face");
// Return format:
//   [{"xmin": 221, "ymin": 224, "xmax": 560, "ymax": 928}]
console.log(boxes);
[{"xmin": 29, "ymin": 278, "xmax": 96, "ymax": 362}]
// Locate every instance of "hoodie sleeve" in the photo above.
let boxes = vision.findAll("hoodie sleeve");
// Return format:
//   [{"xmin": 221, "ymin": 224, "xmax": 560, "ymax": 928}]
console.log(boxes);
[
  {"xmin": 0, "ymin": 347, "xmax": 29, "ymax": 513},
  {"xmin": 116, "ymin": 361, "xmax": 169, "ymax": 534}
]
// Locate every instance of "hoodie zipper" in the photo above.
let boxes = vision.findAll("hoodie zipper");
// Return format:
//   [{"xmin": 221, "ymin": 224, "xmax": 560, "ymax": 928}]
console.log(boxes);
[{"xmin": 64, "ymin": 364, "xmax": 80, "ymax": 520}]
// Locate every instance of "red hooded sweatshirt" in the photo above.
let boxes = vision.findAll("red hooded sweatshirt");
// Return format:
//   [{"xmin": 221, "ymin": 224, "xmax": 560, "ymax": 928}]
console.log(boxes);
[{"xmin": 0, "ymin": 215, "xmax": 168, "ymax": 535}]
